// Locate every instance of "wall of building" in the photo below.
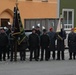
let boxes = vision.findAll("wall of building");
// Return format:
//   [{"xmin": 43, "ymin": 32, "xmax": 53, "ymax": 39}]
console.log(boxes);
[
  {"xmin": 60, "ymin": 0, "xmax": 76, "ymax": 27},
  {"xmin": 0, "ymin": 0, "xmax": 58, "ymax": 27}
]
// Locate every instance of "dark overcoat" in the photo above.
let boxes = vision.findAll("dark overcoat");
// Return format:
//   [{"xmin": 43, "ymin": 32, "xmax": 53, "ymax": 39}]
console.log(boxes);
[
  {"xmin": 29, "ymin": 33, "xmax": 39, "ymax": 48},
  {"xmin": 18, "ymin": 37, "xmax": 28, "ymax": 51},
  {"xmin": 68, "ymin": 32, "xmax": 76, "ymax": 52},
  {"xmin": 57, "ymin": 30, "xmax": 66, "ymax": 51},
  {"xmin": 0, "ymin": 33, "xmax": 8, "ymax": 47},
  {"xmin": 47, "ymin": 31, "xmax": 56, "ymax": 51},
  {"xmin": 40, "ymin": 34, "xmax": 50, "ymax": 48}
]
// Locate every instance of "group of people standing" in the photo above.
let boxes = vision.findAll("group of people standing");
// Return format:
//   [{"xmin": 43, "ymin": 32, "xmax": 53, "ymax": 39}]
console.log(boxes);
[
  {"xmin": 0, "ymin": 26, "xmax": 76, "ymax": 62},
  {"xmin": 29, "ymin": 26, "xmax": 66, "ymax": 61}
]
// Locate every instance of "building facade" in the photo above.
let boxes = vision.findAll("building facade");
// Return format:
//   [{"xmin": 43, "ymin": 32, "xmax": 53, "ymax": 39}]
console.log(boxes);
[
  {"xmin": 60, "ymin": 0, "xmax": 76, "ymax": 47},
  {"xmin": 60, "ymin": 0, "xmax": 76, "ymax": 33},
  {"xmin": 0, "ymin": 0, "xmax": 59, "ymax": 31}
]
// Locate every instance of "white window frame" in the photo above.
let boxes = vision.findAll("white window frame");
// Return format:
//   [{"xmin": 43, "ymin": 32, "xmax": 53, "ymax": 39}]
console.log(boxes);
[{"xmin": 62, "ymin": 9, "xmax": 74, "ymax": 31}]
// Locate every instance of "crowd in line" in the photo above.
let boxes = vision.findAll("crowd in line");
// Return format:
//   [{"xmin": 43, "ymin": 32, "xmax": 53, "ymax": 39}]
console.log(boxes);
[{"xmin": 0, "ymin": 26, "xmax": 76, "ymax": 61}]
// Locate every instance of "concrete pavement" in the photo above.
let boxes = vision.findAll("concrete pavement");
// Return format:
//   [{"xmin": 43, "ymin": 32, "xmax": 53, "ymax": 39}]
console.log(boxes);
[{"xmin": 0, "ymin": 50, "xmax": 76, "ymax": 75}]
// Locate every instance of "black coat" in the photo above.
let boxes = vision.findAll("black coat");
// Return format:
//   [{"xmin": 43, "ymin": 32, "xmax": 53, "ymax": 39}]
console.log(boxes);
[
  {"xmin": 18, "ymin": 37, "xmax": 28, "ymax": 51},
  {"xmin": 0, "ymin": 33, "xmax": 8, "ymax": 47},
  {"xmin": 40, "ymin": 34, "xmax": 50, "ymax": 48},
  {"xmin": 68, "ymin": 32, "xmax": 76, "ymax": 52},
  {"xmin": 29, "ymin": 33, "xmax": 39, "ymax": 48},
  {"xmin": 57, "ymin": 30, "xmax": 66, "ymax": 51},
  {"xmin": 36, "ymin": 30, "xmax": 41, "ymax": 36},
  {"xmin": 47, "ymin": 31, "xmax": 56, "ymax": 51}
]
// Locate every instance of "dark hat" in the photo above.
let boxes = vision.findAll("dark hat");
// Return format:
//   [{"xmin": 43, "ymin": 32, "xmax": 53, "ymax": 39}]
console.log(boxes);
[
  {"xmin": 32, "ymin": 28, "xmax": 36, "ymax": 31},
  {"xmin": 35, "ymin": 26, "xmax": 40, "ymax": 28},
  {"xmin": 43, "ymin": 29, "xmax": 47, "ymax": 32},
  {"xmin": 49, "ymin": 27, "xmax": 53, "ymax": 31}
]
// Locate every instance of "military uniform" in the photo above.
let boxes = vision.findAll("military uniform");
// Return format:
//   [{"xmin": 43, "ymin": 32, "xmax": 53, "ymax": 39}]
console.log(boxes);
[
  {"xmin": 9, "ymin": 33, "xmax": 15, "ymax": 61},
  {"xmin": 0, "ymin": 29, "xmax": 8, "ymax": 61},
  {"xmin": 6, "ymin": 29, "xmax": 11, "ymax": 59},
  {"xmin": 29, "ymin": 29, "xmax": 39, "ymax": 61},
  {"xmin": 19, "ymin": 36, "xmax": 28, "ymax": 61},
  {"xmin": 57, "ymin": 29, "xmax": 66, "ymax": 60},
  {"xmin": 68, "ymin": 31, "xmax": 76, "ymax": 60},
  {"xmin": 40, "ymin": 29, "xmax": 50, "ymax": 61},
  {"xmin": 47, "ymin": 28, "xmax": 56, "ymax": 60},
  {"xmin": 35, "ymin": 27, "xmax": 41, "ymax": 59}
]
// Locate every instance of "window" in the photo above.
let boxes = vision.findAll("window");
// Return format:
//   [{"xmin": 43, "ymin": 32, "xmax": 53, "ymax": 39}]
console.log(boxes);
[{"xmin": 62, "ymin": 9, "xmax": 74, "ymax": 30}]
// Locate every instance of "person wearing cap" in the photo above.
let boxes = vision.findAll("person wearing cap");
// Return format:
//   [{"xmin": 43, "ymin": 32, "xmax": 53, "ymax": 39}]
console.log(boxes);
[
  {"xmin": 57, "ymin": 28, "xmax": 66, "ymax": 60},
  {"xmin": 68, "ymin": 28, "xmax": 76, "ymax": 60},
  {"xmin": 40, "ymin": 29, "xmax": 50, "ymax": 61},
  {"xmin": 47, "ymin": 27, "xmax": 56, "ymax": 60},
  {"xmin": 35, "ymin": 26, "xmax": 41, "ymax": 59},
  {"xmin": 29, "ymin": 28, "xmax": 39, "ymax": 61},
  {"xmin": 0, "ymin": 28, "xmax": 8, "ymax": 61}
]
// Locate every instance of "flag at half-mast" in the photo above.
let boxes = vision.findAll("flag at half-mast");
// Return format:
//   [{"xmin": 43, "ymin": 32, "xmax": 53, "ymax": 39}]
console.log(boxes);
[
  {"xmin": 12, "ymin": 5, "xmax": 26, "ymax": 45},
  {"xmin": 56, "ymin": 18, "xmax": 62, "ymax": 32}
]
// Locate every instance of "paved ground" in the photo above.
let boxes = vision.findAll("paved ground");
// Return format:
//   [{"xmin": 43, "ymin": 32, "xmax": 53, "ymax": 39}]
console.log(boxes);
[{"xmin": 0, "ymin": 50, "xmax": 76, "ymax": 75}]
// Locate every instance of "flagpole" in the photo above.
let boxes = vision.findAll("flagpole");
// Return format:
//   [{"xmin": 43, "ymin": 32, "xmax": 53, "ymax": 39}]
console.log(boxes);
[
  {"xmin": 14, "ymin": 0, "xmax": 18, "ymax": 61},
  {"xmin": 16, "ymin": 0, "xmax": 18, "ymax": 7}
]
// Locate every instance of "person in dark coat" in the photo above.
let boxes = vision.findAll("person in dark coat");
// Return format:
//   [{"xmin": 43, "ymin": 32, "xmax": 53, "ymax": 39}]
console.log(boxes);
[
  {"xmin": 40, "ymin": 29, "xmax": 50, "ymax": 61},
  {"xmin": 47, "ymin": 28, "xmax": 56, "ymax": 60},
  {"xmin": 68, "ymin": 28, "xmax": 76, "ymax": 60},
  {"xmin": 57, "ymin": 28, "xmax": 66, "ymax": 60},
  {"xmin": 0, "ymin": 28, "xmax": 8, "ymax": 61},
  {"xmin": 35, "ymin": 26, "xmax": 41, "ymax": 59},
  {"xmin": 29, "ymin": 28, "xmax": 39, "ymax": 61},
  {"xmin": 9, "ymin": 31, "xmax": 15, "ymax": 61},
  {"xmin": 6, "ymin": 27, "xmax": 11, "ymax": 59},
  {"xmin": 19, "ymin": 36, "xmax": 28, "ymax": 61}
]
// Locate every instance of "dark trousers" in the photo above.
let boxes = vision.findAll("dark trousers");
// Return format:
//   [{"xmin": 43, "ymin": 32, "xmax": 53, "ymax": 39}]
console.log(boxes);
[
  {"xmin": 10, "ymin": 44, "xmax": 14, "ymax": 61},
  {"xmin": 0, "ymin": 47, "xmax": 6, "ymax": 61},
  {"xmin": 41, "ymin": 47, "xmax": 48, "ymax": 60},
  {"xmin": 2, "ymin": 50, "xmax": 6, "ymax": 61},
  {"xmin": 48, "ymin": 51, "xmax": 56, "ymax": 59},
  {"xmin": 57, "ymin": 51, "xmax": 64, "ymax": 60},
  {"xmin": 0, "ymin": 50, "xmax": 2, "ymax": 61},
  {"xmin": 37, "ymin": 46, "xmax": 40, "ymax": 59},
  {"xmin": 20, "ymin": 50, "xmax": 26, "ymax": 61},
  {"xmin": 30, "ymin": 47, "xmax": 38, "ymax": 61},
  {"xmin": 6, "ymin": 46, "xmax": 10, "ymax": 59},
  {"xmin": 69, "ymin": 52, "xmax": 76, "ymax": 59}
]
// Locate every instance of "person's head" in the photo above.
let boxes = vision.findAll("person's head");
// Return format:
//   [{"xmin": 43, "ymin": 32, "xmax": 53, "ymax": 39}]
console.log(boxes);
[
  {"xmin": 71, "ymin": 28, "xmax": 74, "ymax": 33},
  {"xmin": 0, "ymin": 28, "xmax": 5, "ymax": 33},
  {"xmin": 43, "ymin": 29, "xmax": 47, "ymax": 34},
  {"xmin": 35, "ymin": 26, "xmax": 40, "ymax": 30},
  {"xmin": 49, "ymin": 27, "xmax": 53, "ymax": 32},
  {"xmin": 32, "ymin": 28, "xmax": 36, "ymax": 33}
]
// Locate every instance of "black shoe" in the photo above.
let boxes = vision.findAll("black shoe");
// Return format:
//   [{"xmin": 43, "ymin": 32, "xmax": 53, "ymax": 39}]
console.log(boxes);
[
  {"xmin": 0, "ymin": 59, "xmax": 2, "ymax": 61},
  {"xmin": 3, "ymin": 59, "xmax": 6, "ymax": 61},
  {"xmin": 56, "ymin": 59, "xmax": 60, "ymax": 60},
  {"xmin": 62, "ymin": 59, "xmax": 65, "ymax": 60},
  {"xmin": 69, "ymin": 58, "xmax": 72, "ymax": 60},
  {"xmin": 53, "ymin": 58, "xmax": 55, "ymax": 60},
  {"xmin": 35, "ymin": 59, "xmax": 38, "ymax": 61},
  {"xmin": 30, "ymin": 59, "xmax": 32, "ymax": 61},
  {"xmin": 23, "ymin": 59, "xmax": 25, "ymax": 61},
  {"xmin": 73, "ymin": 58, "xmax": 75, "ymax": 60},
  {"xmin": 40, "ymin": 59, "xmax": 43, "ymax": 61},
  {"xmin": 10, "ymin": 60, "xmax": 13, "ymax": 61},
  {"xmin": 45, "ymin": 59, "xmax": 48, "ymax": 61}
]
